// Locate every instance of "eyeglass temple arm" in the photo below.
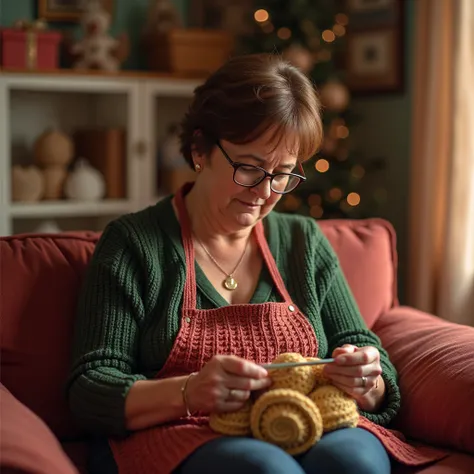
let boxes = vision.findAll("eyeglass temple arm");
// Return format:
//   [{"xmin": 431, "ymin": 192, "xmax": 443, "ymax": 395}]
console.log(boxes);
[
  {"xmin": 297, "ymin": 160, "xmax": 306, "ymax": 179},
  {"xmin": 215, "ymin": 141, "xmax": 235, "ymax": 166}
]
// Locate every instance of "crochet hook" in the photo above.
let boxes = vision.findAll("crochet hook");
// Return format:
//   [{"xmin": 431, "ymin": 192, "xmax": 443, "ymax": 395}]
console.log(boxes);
[{"xmin": 260, "ymin": 358, "xmax": 335, "ymax": 370}]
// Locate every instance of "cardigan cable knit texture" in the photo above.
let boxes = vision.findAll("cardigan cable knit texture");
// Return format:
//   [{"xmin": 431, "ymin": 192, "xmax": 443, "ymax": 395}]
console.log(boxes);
[{"xmin": 66, "ymin": 185, "xmax": 448, "ymax": 472}]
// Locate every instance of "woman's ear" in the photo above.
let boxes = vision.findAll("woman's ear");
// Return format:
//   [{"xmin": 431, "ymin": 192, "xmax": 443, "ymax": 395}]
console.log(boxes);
[
  {"xmin": 191, "ymin": 129, "xmax": 207, "ymax": 171},
  {"xmin": 190, "ymin": 143, "xmax": 203, "ymax": 171}
]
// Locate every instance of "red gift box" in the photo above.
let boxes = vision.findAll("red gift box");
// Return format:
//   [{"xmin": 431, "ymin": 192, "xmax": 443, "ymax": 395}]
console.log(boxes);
[{"xmin": 1, "ymin": 25, "xmax": 62, "ymax": 70}]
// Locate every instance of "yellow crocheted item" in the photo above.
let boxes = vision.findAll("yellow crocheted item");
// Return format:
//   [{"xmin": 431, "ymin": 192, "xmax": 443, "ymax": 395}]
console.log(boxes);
[
  {"xmin": 208, "ymin": 352, "xmax": 360, "ymax": 455},
  {"xmin": 250, "ymin": 388, "xmax": 323, "ymax": 456},
  {"xmin": 305, "ymin": 357, "xmax": 332, "ymax": 388},
  {"xmin": 267, "ymin": 353, "xmax": 316, "ymax": 395},
  {"xmin": 209, "ymin": 401, "xmax": 252, "ymax": 436},
  {"xmin": 309, "ymin": 385, "xmax": 359, "ymax": 433}
]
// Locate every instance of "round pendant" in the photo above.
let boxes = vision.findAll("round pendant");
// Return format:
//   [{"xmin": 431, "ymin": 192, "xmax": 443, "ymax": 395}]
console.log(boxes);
[{"xmin": 223, "ymin": 275, "xmax": 238, "ymax": 291}]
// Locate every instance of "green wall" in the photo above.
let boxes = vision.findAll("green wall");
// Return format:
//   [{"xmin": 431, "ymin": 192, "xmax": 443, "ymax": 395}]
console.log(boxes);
[
  {"xmin": 350, "ymin": 0, "xmax": 414, "ymax": 303},
  {"xmin": 0, "ymin": 0, "xmax": 188, "ymax": 70}
]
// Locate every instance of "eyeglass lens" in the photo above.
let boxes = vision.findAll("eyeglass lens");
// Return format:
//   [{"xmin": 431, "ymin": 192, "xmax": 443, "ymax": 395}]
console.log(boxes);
[{"xmin": 234, "ymin": 165, "xmax": 301, "ymax": 193}]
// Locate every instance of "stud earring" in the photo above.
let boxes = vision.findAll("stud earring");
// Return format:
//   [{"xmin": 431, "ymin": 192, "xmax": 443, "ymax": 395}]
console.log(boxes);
[{"xmin": 195, "ymin": 163, "xmax": 202, "ymax": 172}]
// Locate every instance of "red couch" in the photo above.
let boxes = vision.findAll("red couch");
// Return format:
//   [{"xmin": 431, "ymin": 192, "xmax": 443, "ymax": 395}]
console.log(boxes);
[{"xmin": 1, "ymin": 218, "xmax": 473, "ymax": 474}]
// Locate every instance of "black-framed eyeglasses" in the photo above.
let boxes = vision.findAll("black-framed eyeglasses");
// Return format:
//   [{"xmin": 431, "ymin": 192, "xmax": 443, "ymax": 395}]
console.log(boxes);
[{"xmin": 216, "ymin": 141, "xmax": 306, "ymax": 194}]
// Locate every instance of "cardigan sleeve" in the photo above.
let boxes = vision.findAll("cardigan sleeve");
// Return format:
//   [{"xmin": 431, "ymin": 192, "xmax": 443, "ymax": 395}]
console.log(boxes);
[
  {"xmin": 315, "ymin": 230, "xmax": 401, "ymax": 427},
  {"xmin": 66, "ymin": 221, "xmax": 147, "ymax": 437}
]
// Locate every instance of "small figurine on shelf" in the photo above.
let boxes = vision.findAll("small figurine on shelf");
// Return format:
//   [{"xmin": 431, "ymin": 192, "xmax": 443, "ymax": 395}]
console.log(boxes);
[
  {"xmin": 33, "ymin": 128, "xmax": 74, "ymax": 200},
  {"xmin": 69, "ymin": 0, "xmax": 129, "ymax": 72},
  {"xmin": 11, "ymin": 165, "xmax": 44, "ymax": 202}
]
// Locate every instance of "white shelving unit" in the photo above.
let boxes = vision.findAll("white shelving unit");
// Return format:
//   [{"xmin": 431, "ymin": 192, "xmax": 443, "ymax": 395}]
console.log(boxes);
[{"xmin": 0, "ymin": 70, "xmax": 199, "ymax": 236}]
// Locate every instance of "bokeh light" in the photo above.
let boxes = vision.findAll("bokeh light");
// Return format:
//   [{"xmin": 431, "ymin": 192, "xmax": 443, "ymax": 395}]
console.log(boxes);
[
  {"xmin": 336, "ymin": 125, "xmax": 349, "ymax": 139},
  {"xmin": 277, "ymin": 27, "xmax": 292, "ymax": 40},
  {"xmin": 262, "ymin": 22, "xmax": 274, "ymax": 33},
  {"xmin": 347, "ymin": 192, "xmax": 361, "ymax": 206},
  {"xmin": 335, "ymin": 13, "xmax": 349, "ymax": 26},
  {"xmin": 333, "ymin": 24, "xmax": 346, "ymax": 37},
  {"xmin": 315, "ymin": 159, "xmax": 330, "ymax": 173},
  {"xmin": 328, "ymin": 187, "xmax": 343, "ymax": 201},
  {"xmin": 322, "ymin": 30, "xmax": 336, "ymax": 43},
  {"xmin": 351, "ymin": 165, "xmax": 365, "ymax": 179},
  {"xmin": 308, "ymin": 194, "xmax": 322, "ymax": 206},
  {"xmin": 310, "ymin": 205, "xmax": 324, "ymax": 218},
  {"xmin": 254, "ymin": 9, "xmax": 269, "ymax": 22}
]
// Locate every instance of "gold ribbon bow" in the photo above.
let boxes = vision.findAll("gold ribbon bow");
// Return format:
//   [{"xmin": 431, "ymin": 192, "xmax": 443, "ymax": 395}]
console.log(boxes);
[{"xmin": 13, "ymin": 18, "xmax": 49, "ymax": 69}]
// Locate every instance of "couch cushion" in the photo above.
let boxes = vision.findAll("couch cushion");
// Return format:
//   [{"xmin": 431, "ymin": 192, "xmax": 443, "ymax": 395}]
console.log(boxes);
[
  {"xmin": 373, "ymin": 306, "xmax": 474, "ymax": 455},
  {"xmin": 319, "ymin": 218, "xmax": 398, "ymax": 328},
  {"xmin": 0, "ymin": 232, "xmax": 100, "ymax": 440},
  {"xmin": 0, "ymin": 383, "xmax": 78, "ymax": 474}
]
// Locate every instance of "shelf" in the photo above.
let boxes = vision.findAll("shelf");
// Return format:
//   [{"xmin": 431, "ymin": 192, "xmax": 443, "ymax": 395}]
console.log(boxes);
[
  {"xmin": 0, "ymin": 68, "xmax": 202, "ymax": 95},
  {"xmin": 0, "ymin": 70, "xmax": 200, "ymax": 97},
  {"xmin": 0, "ymin": 67, "xmax": 206, "ymax": 81},
  {"xmin": 10, "ymin": 199, "xmax": 133, "ymax": 218}
]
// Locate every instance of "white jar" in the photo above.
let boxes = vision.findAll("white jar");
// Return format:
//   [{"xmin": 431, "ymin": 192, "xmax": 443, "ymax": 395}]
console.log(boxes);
[{"xmin": 64, "ymin": 158, "xmax": 106, "ymax": 201}]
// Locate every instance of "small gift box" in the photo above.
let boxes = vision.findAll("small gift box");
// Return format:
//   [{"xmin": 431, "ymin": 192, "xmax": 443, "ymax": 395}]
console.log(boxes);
[{"xmin": 1, "ymin": 19, "xmax": 62, "ymax": 70}]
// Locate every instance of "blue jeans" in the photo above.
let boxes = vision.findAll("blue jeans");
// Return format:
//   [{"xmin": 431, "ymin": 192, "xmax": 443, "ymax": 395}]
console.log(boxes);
[
  {"xmin": 89, "ymin": 428, "xmax": 391, "ymax": 474},
  {"xmin": 176, "ymin": 428, "xmax": 391, "ymax": 474}
]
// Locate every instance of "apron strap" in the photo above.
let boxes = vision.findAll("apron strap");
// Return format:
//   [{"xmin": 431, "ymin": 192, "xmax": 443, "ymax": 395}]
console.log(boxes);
[
  {"xmin": 254, "ymin": 220, "xmax": 294, "ymax": 304},
  {"xmin": 175, "ymin": 184, "xmax": 198, "ymax": 310},
  {"xmin": 175, "ymin": 183, "xmax": 294, "ymax": 310}
]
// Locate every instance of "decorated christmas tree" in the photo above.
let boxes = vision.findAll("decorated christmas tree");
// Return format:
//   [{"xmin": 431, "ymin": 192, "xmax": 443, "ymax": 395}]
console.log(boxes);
[{"xmin": 239, "ymin": 0, "xmax": 387, "ymax": 219}]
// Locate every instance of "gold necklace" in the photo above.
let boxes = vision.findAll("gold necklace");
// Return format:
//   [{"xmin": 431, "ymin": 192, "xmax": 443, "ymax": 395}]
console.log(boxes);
[{"xmin": 194, "ymin": 235, "xmax": 249, "ymax": 291}]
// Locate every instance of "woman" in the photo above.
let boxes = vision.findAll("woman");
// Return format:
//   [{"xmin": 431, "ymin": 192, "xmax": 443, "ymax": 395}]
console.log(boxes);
[{"xmin": 67, "ymin": 54, "xmax": 438, "ymax": 474}]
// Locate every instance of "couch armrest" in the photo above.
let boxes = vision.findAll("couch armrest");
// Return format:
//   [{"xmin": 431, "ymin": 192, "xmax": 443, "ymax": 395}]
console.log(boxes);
[
  {"xmin": 373, "ymin": 306, "xmax": 474, "ymax": 454},
  {"xmin": 0, "ymin": 384, "xmax": 78, "ymax": 474}
]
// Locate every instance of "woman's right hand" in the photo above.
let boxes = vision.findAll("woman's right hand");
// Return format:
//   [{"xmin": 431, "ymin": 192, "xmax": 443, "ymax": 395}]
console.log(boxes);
[{"xmin": 186, "ymin": 355, "xmax": 272, "ymax": 413}]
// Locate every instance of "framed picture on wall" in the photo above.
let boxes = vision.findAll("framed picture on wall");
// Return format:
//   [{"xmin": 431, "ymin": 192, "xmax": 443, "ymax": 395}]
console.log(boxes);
[
  {"xmin": 344, "ymin": 0, "xmax": 404, "ymax": 94},
  {"xmin": 38, "ymin": 0, "xmax": 114, "ymax": 22}
]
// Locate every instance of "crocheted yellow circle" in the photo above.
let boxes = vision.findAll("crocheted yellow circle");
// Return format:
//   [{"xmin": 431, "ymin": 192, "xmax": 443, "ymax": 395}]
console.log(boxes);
[
  {"xmin": 308, "ymin": 385, "xmax": 359, "ymax": 433},
  {"xmin": 267, "ymin": 353, "xmax": 316, "ymax": 395},
  {"xmin": 250, "ymin": 388, "xmax": 323, "ymax": 455},
  {"xmin": 209, "ymin": 400, "xmax": 252, "ymax": 436}
]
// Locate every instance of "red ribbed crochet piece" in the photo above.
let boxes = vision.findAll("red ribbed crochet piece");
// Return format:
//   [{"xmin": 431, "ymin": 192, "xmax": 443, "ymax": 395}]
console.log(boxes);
[{"xmin": 108, "ymin": 186, "xmax": 448, "ymax": 473}]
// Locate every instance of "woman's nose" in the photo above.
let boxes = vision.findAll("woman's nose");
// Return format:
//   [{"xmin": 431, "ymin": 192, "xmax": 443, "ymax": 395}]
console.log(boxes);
[{"xmin": 252, "ymin": 178, "xmax": 272, "ymax": 200}]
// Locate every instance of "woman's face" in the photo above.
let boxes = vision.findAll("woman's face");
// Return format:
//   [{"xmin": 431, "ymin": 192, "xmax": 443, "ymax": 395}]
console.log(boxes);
[{"xmin": 193, "ymin": 129, "xmax": 300, "ymax": 231}]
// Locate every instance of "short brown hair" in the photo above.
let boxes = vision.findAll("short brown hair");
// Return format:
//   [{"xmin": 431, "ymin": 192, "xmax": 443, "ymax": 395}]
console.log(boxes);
[{"xmin": 180, "ymin": 53, "xmax": 323, "ymax": 167}]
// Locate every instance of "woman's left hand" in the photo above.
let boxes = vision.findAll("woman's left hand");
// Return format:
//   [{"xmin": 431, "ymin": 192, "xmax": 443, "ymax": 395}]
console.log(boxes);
[{"xmin": 323, "ymin": 344, "xmax": 385, "ymax": 412}]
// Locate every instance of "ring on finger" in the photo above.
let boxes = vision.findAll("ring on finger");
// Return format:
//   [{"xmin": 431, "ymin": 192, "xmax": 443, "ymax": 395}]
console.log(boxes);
[
  {"xmin": 361, "ymin": 376, "xmax": 368, "ymax": 388},
  {"xmin": 228, "ymin": 389, "xmax": 249, "ymax": 401}
]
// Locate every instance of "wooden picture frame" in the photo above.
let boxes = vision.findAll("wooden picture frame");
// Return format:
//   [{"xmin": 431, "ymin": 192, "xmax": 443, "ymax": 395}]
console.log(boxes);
[
  {"xmin": 345, "ymin": 0, "xmax": 404, "ymax": 95},
  {"xmin": 38, "ymin": 0, "xmax": 114, "ymax": 23}
]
